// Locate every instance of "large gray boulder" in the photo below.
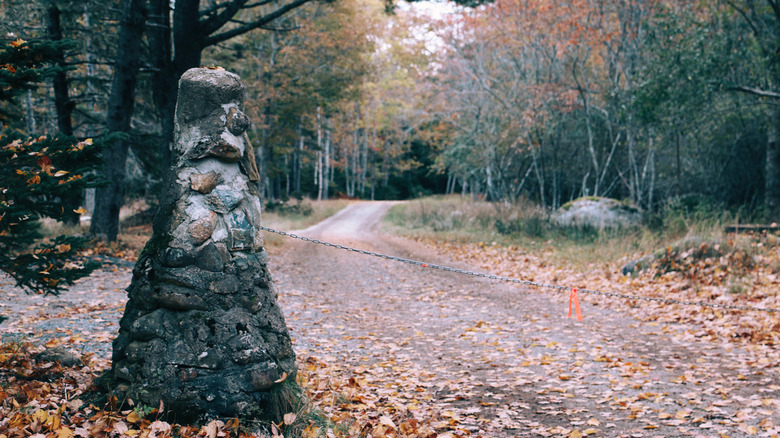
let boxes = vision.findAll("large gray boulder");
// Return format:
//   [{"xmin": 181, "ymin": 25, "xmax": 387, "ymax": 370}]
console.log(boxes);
[
  {"xmin": 553, "ymin": 197, "xmax": 641, "ymax": 229},
  {"xmin": 110, "ymin": 68, "xmax": 295, "ymax": 423}
]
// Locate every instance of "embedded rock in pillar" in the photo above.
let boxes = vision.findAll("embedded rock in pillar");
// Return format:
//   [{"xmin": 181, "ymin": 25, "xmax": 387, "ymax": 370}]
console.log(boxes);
[{"xmin": 110, "ymin": 68, "xmax": 295, "ymax": 423}]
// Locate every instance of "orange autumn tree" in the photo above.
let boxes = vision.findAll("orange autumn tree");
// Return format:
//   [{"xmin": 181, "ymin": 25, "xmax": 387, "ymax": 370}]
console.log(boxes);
[{"xmin": 432, "ymin": 0, "xmax": 664, "ymax": 207}]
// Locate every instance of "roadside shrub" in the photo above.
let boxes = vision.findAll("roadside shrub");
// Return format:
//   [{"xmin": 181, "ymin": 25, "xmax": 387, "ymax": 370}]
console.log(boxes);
[{"xmin": 265, "ymin": 199, "xmax": 314, "ymax": 217}]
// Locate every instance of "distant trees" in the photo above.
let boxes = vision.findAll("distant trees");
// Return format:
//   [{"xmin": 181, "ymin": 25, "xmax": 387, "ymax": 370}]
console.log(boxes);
[
  {"xmin": 4, "ymin": 0, "xmax": 776, "ymax": 241},
  {"xmin": 431, "ymin": 0, "xmax": 778, "ymax": 216},
  {"xmin": 1, "ymin": 0, "xmax": 449, "ymax": 243},
  {"xmin": 721, "ymin": 0, "xmax": 780, "ymax": 215},
  {"xmin": 217, "ymin": 0, "xmax": 443, "ymax": 202}
]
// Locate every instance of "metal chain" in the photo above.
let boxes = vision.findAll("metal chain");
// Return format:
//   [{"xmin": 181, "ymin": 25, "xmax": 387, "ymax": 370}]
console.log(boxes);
[{"xmin": 259, "ymin": 226, "xmax": 778, "ymax": 314}]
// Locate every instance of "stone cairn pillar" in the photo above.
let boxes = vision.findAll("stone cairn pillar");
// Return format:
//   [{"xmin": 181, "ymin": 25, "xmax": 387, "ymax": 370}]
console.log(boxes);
[{"xmin": 111, "ymin": 68, "xmax": 296, "ymax": 422}]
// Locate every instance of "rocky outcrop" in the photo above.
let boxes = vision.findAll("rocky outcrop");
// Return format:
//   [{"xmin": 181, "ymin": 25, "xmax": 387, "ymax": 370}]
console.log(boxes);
[
  {"xmin": 554, "ymin": 197, "xmax": 642, "ymax": 229},
  {"xmin": 110, "ymin": 68, "xmax": 295, "ymax": 423}
]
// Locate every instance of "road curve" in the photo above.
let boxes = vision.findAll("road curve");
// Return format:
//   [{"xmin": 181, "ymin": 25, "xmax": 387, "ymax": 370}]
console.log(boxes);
[{"xmin": 269, "ymin": 201, "xmax": 769, "ymax": 437}]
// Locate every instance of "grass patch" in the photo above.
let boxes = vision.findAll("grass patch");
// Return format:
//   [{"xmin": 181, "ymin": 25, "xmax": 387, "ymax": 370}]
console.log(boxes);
[
  {"xmin": 262, "ymin": 199, "xmax": 351, "ymax": 231},
  {"xmin": 260, "ymin": 199, "xmax": 351, "ymax": 248},
  {"xmin": 383, "ymin": 195, "xmax": 767, "ymax": 269}
]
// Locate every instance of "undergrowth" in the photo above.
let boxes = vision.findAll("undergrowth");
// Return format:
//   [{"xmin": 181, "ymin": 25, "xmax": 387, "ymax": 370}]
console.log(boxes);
[{"xmin": 384, "ymin": 195, "xmax": 772, "ymax": 269}]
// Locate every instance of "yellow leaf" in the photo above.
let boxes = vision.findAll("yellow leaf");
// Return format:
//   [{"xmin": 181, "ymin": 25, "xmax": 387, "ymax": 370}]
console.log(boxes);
[
  {"xmin": 10, "ymin": 38, "xmax": 26, "ymax": 47},
  {"xmin": 583, "ymin": 429, "xmax": 598, "ymax": 435},
  {"xmin": 45, "ymin": 339, "xmax": 60, "ymax": 348},
  {"xmin": 57, "ymin": 427, "xmax": 74, "ymax": 438},
  {"xmin": 675, "ymin": 410, "xmax": 690, "ymax": 419},
  {"xmin": 126, "ymin": 410, "xmax": 141, "ymax": 424},
  {"xmin": 73, "ymin": 208, "xmax": 88, "ymax": 215},
  {"xmin": 56, "ymin": 244, "xmax": 71, "ymax": 254},
  {"xmin": 745, "ymin": 425, "xmax": 758, "ymax": 435},
  {"xmin": 54, "ymin": 170, "xmax": 69, "ymax": 177},
  {"xmin": 569, "ymin": 430, "xmax": 583, "ymax": 438},
  {"xmin": 32, "ymin": 409, "xmax": 48, "ymax": 424}
]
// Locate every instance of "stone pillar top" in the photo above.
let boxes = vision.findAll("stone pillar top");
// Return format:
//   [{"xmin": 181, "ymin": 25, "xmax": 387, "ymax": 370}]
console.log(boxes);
[{"xmin": 174, "ymin": 68, "xmax": 252, "ymax": 164}]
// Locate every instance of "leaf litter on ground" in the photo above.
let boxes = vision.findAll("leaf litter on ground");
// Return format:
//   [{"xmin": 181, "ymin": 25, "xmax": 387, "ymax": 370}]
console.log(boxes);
[{"xmin": 2, "ymin": 224, "xmax": 779, "ymax": 437}]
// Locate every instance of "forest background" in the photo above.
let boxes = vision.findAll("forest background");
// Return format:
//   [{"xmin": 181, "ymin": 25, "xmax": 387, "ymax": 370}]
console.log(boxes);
[
  {"xmin": 1, "ymin": 1, "xmax": 780, "ymax": 435},
  {"xmin": 1, "ymin": 0, "xmax": 779, "ymax": 243}
]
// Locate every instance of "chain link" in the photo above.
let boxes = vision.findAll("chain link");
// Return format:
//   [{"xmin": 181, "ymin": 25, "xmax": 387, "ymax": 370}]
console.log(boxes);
[{"xmin": 259, "ymin": 226, "xmax": 778, "ymax": 314}]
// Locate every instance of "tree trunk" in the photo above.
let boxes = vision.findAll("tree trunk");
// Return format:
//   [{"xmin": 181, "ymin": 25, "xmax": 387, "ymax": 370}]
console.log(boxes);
[
  {"xmin": 47, "ymin": 6, "xmax": 74, "ymax": 137},
  {"xmin": 766, "ymin": 106, "xmax": 780, "ymax": 220},
  {"xmin": 150, "ymin": 0, "xmax": 203, "ymax": 171},
  {"xmin": 294, "ymin": 121, "xmax": 303, "ymax": 194},
  {"xmin": 316, "ymin": 106, "xmax": 323, "ymax": 200},
  {"xmin": 148, "ymin": 0, "xmax": 174, "ymax": 168},
  {"xmin": 47, "ymin": 5, "xmax": 82, "ymax": 225},
  {"xmin": 24, "ymin": 90, "xmax": 35, "ymax": 135},
  {"xmin": 90, "ymin": 0, "xmax": 147, "ymax": 241},
  {"xmin": 323, "ymin": 123, "xmax": 330, "ymax": 200}
]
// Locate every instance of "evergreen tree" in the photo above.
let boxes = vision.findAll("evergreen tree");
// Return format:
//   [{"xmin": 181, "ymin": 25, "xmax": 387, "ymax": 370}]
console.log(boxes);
[{"xmin": 0, "ymin": 37, "xmax": 108, "ymax": 314}]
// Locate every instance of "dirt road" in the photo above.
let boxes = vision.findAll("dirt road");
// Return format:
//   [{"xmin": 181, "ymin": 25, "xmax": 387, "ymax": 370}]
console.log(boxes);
[
  {"xmin": 270, "ymin": 201, "xmax": 778, "ymax": 437},
  {"xmin": 0, "ymin": 202, "xmax": 776, "ymax": 436}
]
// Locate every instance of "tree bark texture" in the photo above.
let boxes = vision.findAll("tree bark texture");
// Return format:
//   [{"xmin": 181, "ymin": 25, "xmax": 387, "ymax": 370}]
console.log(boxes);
[
  {"xmin": 148, "ymin": 0, "xmax": 174, "ymax": 168},
  {"xmin": 47, "ymin": 5, "xmax": 83, "ymax": 225},
  {"xmin": 47, "ymin": 5, "xmax": 74, "ymax": 137},
  {"xmin": 90, "ymin": 0, "xmax": 147, "ymax": 241},
  {"xmin": 766, "ymin": 106, "xmax": 780, "ymax": 220}
]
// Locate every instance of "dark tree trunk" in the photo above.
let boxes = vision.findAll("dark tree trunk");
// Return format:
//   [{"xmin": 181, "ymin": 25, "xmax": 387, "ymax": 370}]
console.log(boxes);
[
  {"xmin": 90, "ymin": 0, "xmax": 147, "ymax": 241},
  {"xmin": 766, "ymin": 106, "xmax": 780, "ymax": 220},
  {"xmin": 148, "ymin": 0, "xmax": 174, "ymax": 169},
  {"xmin": 47, "ymin": 6, "xmax": 74, "ymax": 137},
  {"xmin": 152, "ymin": 0, "xmax": 203, "ymax": 170},
  {"xmin": 47, "ymin": 5, "xmax": 82, "ymax": 225}
]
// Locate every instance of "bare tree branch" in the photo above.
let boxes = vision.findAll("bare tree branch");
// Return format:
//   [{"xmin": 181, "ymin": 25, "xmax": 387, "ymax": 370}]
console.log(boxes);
[
  {"xmin": 202, "ymin": 0, "xmax": 314, "ymax": 47},
  {"xmin": 767, "ymin": 0, "xmax": 780, "ymax": 23},
  {"xmin": 723, "ymin": 0, "xmax": 761, "ymax": 37},
  {"xmin": 728, "ymin": 85, "xmax": 780, "ymax": 99},
  {"xmin": 199, "ymin": 0, "xmax": 249, "ymax": 37}
]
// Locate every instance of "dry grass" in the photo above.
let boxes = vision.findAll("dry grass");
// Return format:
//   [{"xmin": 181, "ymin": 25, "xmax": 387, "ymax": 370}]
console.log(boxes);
[
  {"xmin": 383, "ymin": 195, "xmax": 769, "ymax": 269},
  {"xmin": 260, "ymin": 199, "xmax": 351, "ymax": 248},
  {"xmin": 261, "ymin": 199, "xmax": 351, "ymax": 231}
]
